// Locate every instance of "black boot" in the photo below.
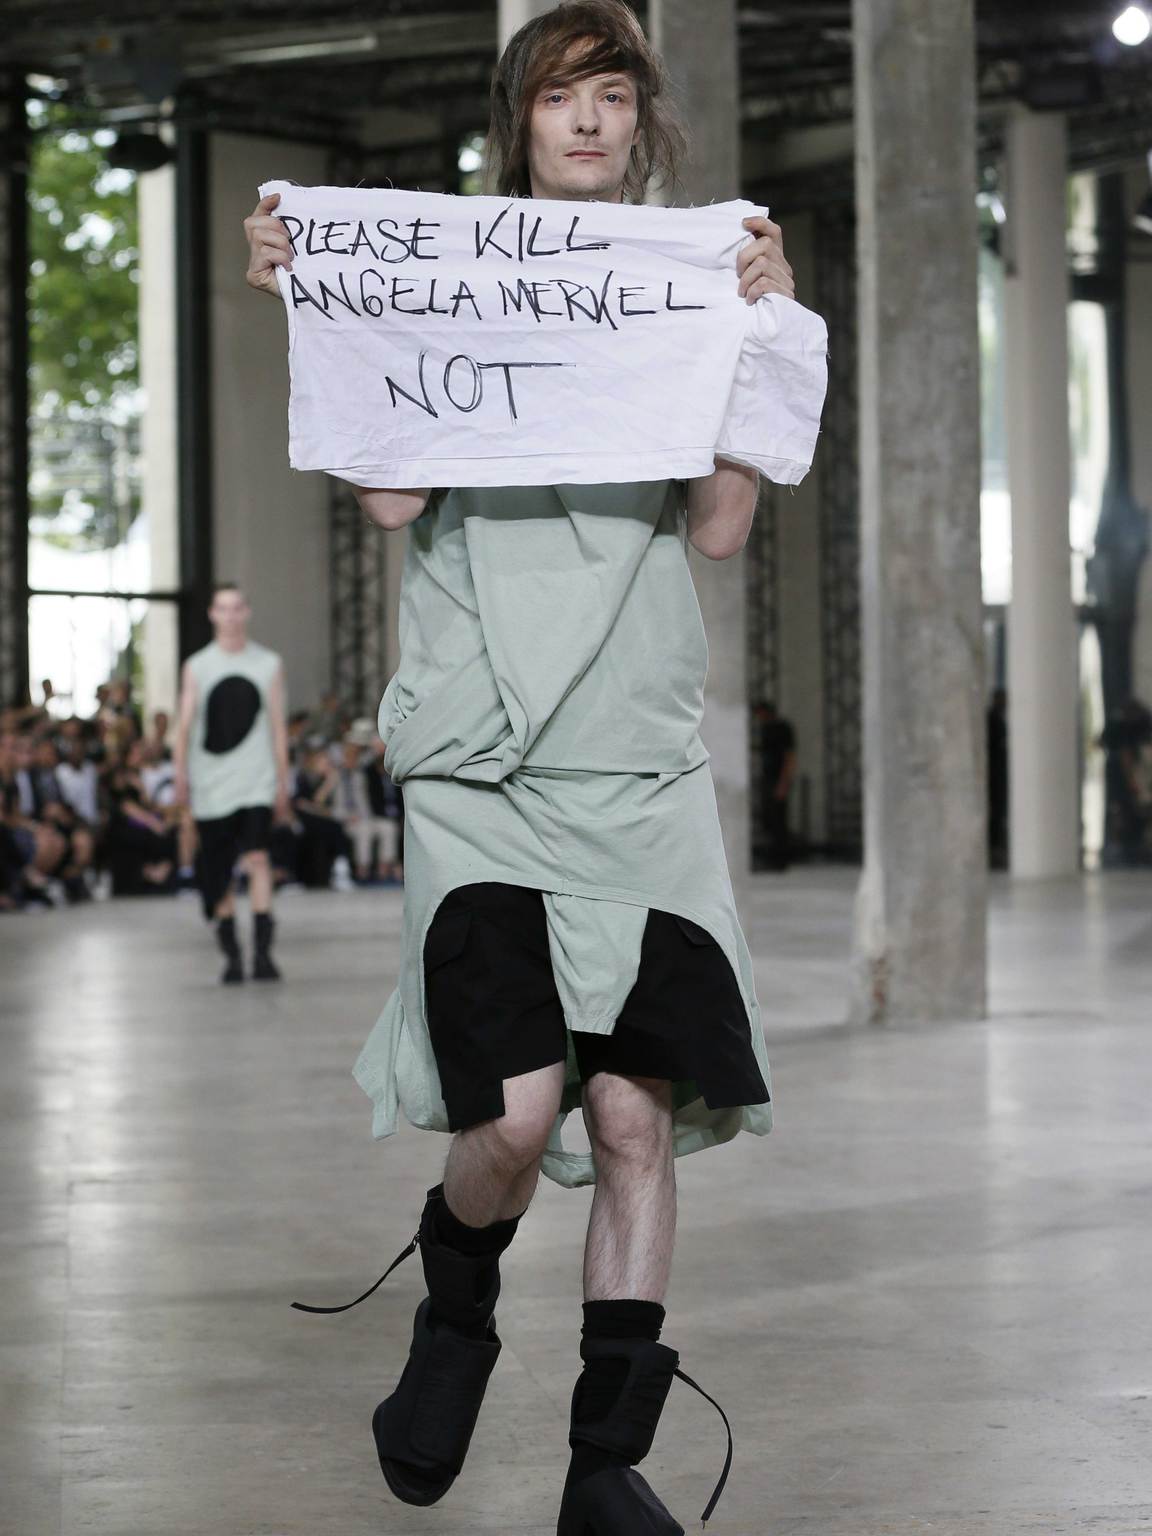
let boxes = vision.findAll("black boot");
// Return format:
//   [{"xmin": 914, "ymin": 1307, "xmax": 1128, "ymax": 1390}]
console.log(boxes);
[
  {"xmin": 557, "ymin": 1337, "xmax": 733, "ymax": 1536},
  {"xmin": 216, "ymin": 916, "xmax": 244, "ymax": 984},
  {"xmin": 251, "ymin": 911, "xmax": 280, "ymax": 981},
  {"xmin": 289, "ymin": 1184, "xmax": 514, "ymax": 1509},
  {"xmin": 558, "ymin": 1335, "xmax": 682, "ymax": 1536},
  {"xmin": 372, "ymin": 1185, "xmax": 508, "ymax": 1505}
]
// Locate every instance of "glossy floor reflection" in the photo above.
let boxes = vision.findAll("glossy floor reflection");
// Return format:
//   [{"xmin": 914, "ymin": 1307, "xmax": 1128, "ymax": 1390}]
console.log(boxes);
[{"xmin": 3, "ymin": 869, "xmax": 1151, "ymax": 1535}]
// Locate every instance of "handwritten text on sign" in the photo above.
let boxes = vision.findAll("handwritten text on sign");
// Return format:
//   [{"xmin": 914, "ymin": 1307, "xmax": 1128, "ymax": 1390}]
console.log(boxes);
[{"xmin": 278, "ymin": 204, "xmax": 711, "ymax": 423}]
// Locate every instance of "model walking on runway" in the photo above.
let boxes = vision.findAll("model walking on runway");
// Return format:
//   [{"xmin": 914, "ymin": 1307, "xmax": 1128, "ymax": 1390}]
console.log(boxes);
[
  {"xmin": 244, "ymin": 2, "xmax": 798, "ymax": 1528},
  {"xmin": 175, "ymin": 583, "xmax": 290, "ymax": 985}
]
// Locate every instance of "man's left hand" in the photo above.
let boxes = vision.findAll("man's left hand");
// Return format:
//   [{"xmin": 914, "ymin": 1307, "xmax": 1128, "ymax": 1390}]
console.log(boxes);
[{"xmin": 738, "ymin": 216, "xmax": 795, "ymax": 304}]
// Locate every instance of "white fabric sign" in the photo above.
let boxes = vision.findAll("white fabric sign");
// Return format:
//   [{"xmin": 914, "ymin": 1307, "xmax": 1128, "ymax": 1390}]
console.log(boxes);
[{"xmin": 260, "ymin": 181, "xmax": 829, "ymax": 489}]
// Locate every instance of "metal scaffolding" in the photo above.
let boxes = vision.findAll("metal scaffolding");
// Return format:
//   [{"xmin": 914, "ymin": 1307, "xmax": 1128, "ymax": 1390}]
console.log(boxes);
[
  {"xmin": 815, "ymin": 202, "xmax": 863, "ymax": 860},
  {"xmin": 745, "ymin": 481, "xmax": 779, "ymax": 863},
  {"xmin": 328, "ymin": 478, "xmax": 389, "ymax": 717}
]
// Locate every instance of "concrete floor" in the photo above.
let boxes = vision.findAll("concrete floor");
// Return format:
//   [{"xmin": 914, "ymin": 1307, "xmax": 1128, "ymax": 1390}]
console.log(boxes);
[{"xmin": 3, "ymin": 868, "xmax": 1152, "ymax": 1536}]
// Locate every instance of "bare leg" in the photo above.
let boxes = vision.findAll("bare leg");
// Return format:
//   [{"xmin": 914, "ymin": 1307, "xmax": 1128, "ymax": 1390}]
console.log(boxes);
[
  {"xmin": 244, "ymin": 849, "xmax": 273, "ymax": 914},
  {"xmin": 213, "ymin": 888, "xmax": 235, "ymax": 920},
  {"xmin": 443, "ymin": 1062, "xmax": 565, "ymax": 1226},
  {"xmin": 582, "ymin": 1073, "xmax": 676, "ymax": 1302}
]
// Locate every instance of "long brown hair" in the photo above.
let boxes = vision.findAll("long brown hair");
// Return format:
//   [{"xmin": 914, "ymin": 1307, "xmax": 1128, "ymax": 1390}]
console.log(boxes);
[{"xmin": 485, "ymin": 0, "xmax": 686, "ymax": 204}]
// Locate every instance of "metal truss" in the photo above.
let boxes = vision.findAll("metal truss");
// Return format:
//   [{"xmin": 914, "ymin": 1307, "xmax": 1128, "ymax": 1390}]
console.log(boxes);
[
  {"xmin": 815, "ymin": 202, "xmax": 862, "ymax": 860},
  {"xmin": 328, "ymin": 477, "xmax": 389, "ymax": 718}
]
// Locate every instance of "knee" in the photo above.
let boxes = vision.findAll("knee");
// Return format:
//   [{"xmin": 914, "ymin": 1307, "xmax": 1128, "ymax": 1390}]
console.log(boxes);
[
  {"xmin": 485, "ymin": 1108, "xmax": 552, "ymax": 1173},
  {"xmin": 245, "ymin": 849, "xmax": 270, "ymax": 869},
  {"xmin": 38, "ymin": 827, "xmax": 66, "ymax": 866},
  {"xmin": 584, "ymin": 1077, "xmax": 672, "ymax": 1172}
]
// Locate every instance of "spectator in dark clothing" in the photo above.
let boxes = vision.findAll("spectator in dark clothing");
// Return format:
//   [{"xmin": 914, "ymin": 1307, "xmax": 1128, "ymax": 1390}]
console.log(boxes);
[
  {"xmin": 987, "ymin": 688, "xmax": 1009, "ymax": 869},
  {"xmin": 27, "ymin": 738, "xmax": 95, "ymax": 901},
  {"xmin": 56, "ymin": 735, "xmax": 101, "ymax": 825},
  {"xmin": 100, "ymin": 679, "xmax": 143, "ymax": 742},
  {"xmin": 291, "ymin": 742, "xmax": 349, "ymax": 888},
  {"xmin": 365, "ymin": 733, "xmax": 404, "ymax": 882},
  {"xmin": 101, "ymin": 759, "xmax": 178, "ymax": 895},
  {"xmin": 0, "ymin": 732, "xmax": 67, "ymax": 906},
  {"xmin": 1099, "ymin": 697, "xmax": 1152, "ymax": 866},
  {"xmin": 148, "ymin": 710, "xmax": 173, "ymax": 762},
  {"xmin": 753, "ymin": 699, "xmax": 797, "ymax": 872}
]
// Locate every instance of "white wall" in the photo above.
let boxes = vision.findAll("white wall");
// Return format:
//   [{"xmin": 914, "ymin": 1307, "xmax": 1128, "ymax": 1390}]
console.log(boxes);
[{"xmin": 208, "ymin": 132, "xmax": 331, "ymax": 710}]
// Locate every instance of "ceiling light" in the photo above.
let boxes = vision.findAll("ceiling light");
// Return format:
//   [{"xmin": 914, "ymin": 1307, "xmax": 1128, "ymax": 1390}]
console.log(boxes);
[
  {"xmin": 213, "ymin": 34, "xmax": 378, "ymax": 68},
  {"xmin": 1113, "ymin": 6, "xmax": 1151, "ymax": 45}
]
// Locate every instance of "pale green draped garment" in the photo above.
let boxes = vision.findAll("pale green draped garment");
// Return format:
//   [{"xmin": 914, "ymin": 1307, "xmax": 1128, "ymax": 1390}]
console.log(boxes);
[{"xmin": 353, "ymin": 479, "xmax": 772, "ymax": 1187}]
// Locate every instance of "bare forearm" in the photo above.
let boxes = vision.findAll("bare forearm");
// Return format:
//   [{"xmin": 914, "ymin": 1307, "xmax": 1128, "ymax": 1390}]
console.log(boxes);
[
  {"xmin": 352, "ymin": 485, "xmax": 431, "ymax": 530},
  {"xmin": 685, "ymin": 459, "xmax": 759, "ymax": 560},
  {"xmin": 272, "ymin": 725, "xmax": 290, "ymax": 790}
]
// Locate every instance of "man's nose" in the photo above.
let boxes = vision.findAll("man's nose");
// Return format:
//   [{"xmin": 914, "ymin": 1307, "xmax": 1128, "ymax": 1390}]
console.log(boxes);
[{"xmin": 572, "ymin": 104, "xmax": 600, "ymax": 135}]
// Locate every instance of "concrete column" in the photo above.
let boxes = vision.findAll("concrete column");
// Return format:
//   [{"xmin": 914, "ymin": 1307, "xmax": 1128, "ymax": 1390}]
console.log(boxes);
[
  {"xmin": 850, "ymin": 0, "xmax": 987, "ymax": 1023},
  {"xmin": 207, "ymin": 133, "xmax": 331, "ymax": 709},
  {"xmin": 649, "ymin": 0, "xmax": 751, "ymax": 883},
  {"xmin": 1129, "ymin": 162, "xmax": 1152, "ymax": 706},
  {"xmin": 499, "ymin": 0, "xmax": 557, "ymax": 48},
  {"xmin": 138, "ymin": 152, "xmax": 181, "ymax": 716},
  {"xmin": 1002, "ymin": 112, "xmax": 1081, "ymax": 878}
]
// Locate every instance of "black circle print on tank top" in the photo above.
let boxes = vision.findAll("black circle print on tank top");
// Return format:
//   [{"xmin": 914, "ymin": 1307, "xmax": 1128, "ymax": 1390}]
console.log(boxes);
[{"xmin": 204, "ymin": 675, "xmax": 262, "ymax": 754}]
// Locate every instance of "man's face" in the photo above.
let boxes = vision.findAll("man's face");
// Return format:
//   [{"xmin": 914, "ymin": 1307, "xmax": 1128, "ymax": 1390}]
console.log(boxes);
[
  {"xmin": 527, "ymin": 66, "xmax": 639, "ymax": 203},
  {"xmin": 35, "ymin": 740, "xmax": 57, "ymax": 770},
  {"xmin": 209, "ymin": 589, "xmax": 250, "ymax": 641},
  {"xmin": 154, "ymin": 711, "xmax": 170, "ymax": 734},
  {"xmin": 342, "ymin": 741, "xmax": 361, "ymax": 768}
]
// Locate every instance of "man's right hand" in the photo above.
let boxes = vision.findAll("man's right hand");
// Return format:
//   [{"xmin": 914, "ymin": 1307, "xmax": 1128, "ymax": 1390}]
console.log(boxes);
[{"xmin": 243, "ymin": 191, "xmax": 293, "ymax": 300}]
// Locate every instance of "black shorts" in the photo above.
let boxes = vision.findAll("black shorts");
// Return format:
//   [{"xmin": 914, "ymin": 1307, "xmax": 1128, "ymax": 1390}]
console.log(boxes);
[
  {"xmin": 196, "ymin": 805, "xmax": 273, "ymax": 917},
  {"xmin": 423, "ymin": 882, "xmax": 771, "ymax": 1132}
]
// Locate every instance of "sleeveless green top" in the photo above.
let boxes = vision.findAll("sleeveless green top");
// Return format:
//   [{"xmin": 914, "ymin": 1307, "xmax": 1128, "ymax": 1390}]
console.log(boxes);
[
  {"xmin": 353, "ymin": 481, "xmax": 772, "ymax": 1187},
  {"xmin": 186, "ymin": 640, "xmax": 281, "ymax": 821}
]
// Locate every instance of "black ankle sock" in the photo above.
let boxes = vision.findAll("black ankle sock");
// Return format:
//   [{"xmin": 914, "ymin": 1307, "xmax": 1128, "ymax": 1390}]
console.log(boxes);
[
  {"xmin": 432, "ymin": 1195, "xmax": 521, "ymax": 1258},
  {"xmin": 582, "ymin": 1299, "xmax": 665, "ymax": 1343},
  {"xmin": 569, "ymin": 1300, "xmax": 667, "ymax": 1484},
  {"xmin": 426, "ymin": 1194, "xmax": 521, "ymax": 1339}
]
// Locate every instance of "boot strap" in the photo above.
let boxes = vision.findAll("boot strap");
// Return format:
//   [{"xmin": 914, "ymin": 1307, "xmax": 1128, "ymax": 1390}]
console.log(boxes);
[
  {"xmin": 673, "ymin": 1365, "xmax": 733, "ymax": 1527},
  {"xmin": 290, "ymin": 1229, "xmax": 419, "ymax": 1315}
]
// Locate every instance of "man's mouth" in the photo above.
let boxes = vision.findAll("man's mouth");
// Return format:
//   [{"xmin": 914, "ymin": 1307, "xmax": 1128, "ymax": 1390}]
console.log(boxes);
[{"xmin": 566, "ymin": 150, "xmax": 606, "ymax": 158}]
